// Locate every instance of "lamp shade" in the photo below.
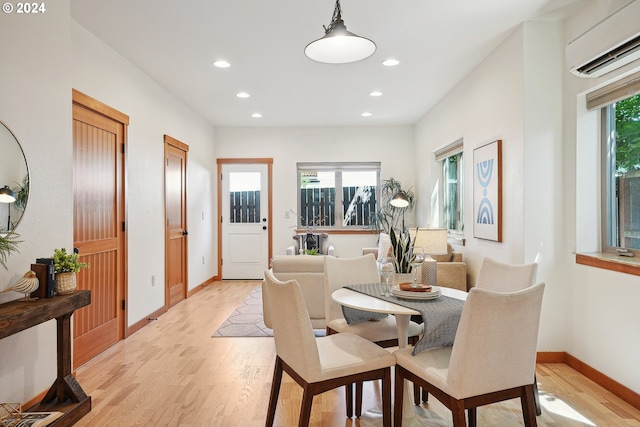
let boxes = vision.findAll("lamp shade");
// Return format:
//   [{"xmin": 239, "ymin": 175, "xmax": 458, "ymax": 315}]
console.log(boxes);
[
  {"xmin": 304, "ymin": 0, "xmax": 376, "ymax": 64},
  {"xmin": 413, "ymin": 228, "xmax": 448, "ymax": 255},
  {"xmin": 0, "ymin": 185, "xmax": 15, "ymax": 203},
  {"xmin": 389, "ymin": 191, "xmax": 410, "ymax": 208}
]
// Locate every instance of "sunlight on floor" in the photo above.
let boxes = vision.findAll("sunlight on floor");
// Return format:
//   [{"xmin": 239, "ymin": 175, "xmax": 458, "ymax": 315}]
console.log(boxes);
[{"xmin": 539, "ymin": 391, "xmax": 596, "ymax": 426}]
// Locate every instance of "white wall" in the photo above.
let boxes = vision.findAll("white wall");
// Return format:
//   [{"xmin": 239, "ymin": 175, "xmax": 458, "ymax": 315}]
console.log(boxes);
[
  {"xmin": 0, "ymin": 0, "xmax": 73, "ymax": 405},
  {"xmin": 564, "ymin": 0, "xmax": 640, "ymax": 395},
  {"xmin": 0, "ymin": 5, "xmax": 218, "ymax": 405},
  {"xmin": 414, "ymin": 0, "xmax": 640, "ymax": 395},
  {"xmin": 71, "ymin": 21, "xmax": 218, "ymax": 324},
  {"xmin": 414, "ymin": 26, "xmax": 527, "ymax": 275},
  {"xmin": 215, "ymin": 126, "xmax": 415, "ymax": 258}
]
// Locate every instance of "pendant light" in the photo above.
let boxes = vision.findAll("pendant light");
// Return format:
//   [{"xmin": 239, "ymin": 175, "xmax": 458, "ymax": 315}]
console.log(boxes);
[{"xmin": 305, "ymin": 0, "xmax": 376, "ymax": 64}]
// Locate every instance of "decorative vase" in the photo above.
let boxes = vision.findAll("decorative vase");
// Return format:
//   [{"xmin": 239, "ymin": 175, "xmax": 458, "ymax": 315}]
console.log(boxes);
[
  {"xmin": 392, "ymin": 272, "xmax": 414, "ymax": 286},
  {"xmin": 55, "ymin": 272, "xmax": 77, "ymax": 295}
]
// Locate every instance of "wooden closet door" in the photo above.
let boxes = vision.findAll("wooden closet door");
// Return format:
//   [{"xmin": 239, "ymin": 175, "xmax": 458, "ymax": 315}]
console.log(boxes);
[{"xmin": 72, "ymin": 91, "xmax": 127, "ymax": 367}]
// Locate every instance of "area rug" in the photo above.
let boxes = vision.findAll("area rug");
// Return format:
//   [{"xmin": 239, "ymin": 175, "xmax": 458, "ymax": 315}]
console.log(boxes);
[{"xmin": 212, "ymin": 286, "xmax": 325, "ymax": 337}]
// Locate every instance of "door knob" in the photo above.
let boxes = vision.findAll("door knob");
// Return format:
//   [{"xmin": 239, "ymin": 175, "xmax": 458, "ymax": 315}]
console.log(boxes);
[{"xmin": 183, "ymin": 230, "xmax": 189, "ymax": 235}]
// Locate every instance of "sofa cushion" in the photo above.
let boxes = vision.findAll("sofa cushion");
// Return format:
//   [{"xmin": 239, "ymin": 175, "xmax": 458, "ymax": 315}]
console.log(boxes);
[
  {"xmin": 431, "ymin": 244, "xmax": 454, "ymax": 262},
  {"xmin": 271, "ymin": 255, "xmax": 324, "ymax": 272}
]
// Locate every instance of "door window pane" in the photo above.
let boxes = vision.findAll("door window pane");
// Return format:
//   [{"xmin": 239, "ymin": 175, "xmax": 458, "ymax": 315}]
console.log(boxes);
[{"xmin": 229, "ymin": 172, "xmax": 261, "ymax": 223}]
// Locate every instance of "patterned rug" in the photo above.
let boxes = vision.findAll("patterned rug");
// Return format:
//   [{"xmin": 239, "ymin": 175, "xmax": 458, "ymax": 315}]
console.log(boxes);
[
  {"xmin": 213, "ymin": 286, "xmax": 273, "ymax": 337},
  {"xmin": 212, "ymin": 286, "xmax": 325, "ymax": 337}
]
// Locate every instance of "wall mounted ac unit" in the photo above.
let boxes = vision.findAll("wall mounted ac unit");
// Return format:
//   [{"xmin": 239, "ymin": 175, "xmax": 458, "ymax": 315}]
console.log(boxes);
[{"xmin": 567, "ymin": 0, "xmax": 640, "ymax": 78}]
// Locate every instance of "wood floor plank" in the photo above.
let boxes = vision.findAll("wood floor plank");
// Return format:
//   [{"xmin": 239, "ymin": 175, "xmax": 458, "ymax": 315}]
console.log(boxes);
[{"xmin": 73, "ymin": 280, "xmax": 640, "ymax": 426}]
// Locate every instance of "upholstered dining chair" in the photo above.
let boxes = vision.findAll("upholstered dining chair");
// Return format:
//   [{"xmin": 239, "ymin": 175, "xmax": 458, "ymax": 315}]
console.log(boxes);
[
  {"xmin": 474, "ymin": 256, "xmax": 542, "ymax": 415},
  {"xmin": 263, "ymin": 270, "xmax": 396, "ymax": 427},
  {"xmin": 323, "ymin": 254, "xmax": 423, "ymax": 417},
  {"xmin": 475, "ymin": 257, "xmax": 537, "ymax": 291},
  {"xmin": 393, "ymin": 282, "xmax": 545, "ymax": 427}
]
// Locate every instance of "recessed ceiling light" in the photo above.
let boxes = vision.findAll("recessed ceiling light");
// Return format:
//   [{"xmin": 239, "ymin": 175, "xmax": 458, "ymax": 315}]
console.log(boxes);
[
  {"xmin": 361, "ymin": 112, "xmax": 372, "ymax": 117},
  {"xmin": 236, "ymin": 92, "xmax": 250, "ymax": 98},
  {"xmin": 382, "ymin": 59, "xmax": 399, "ymax": 67},
  {"xmin": 251, "ymin": 113, "xmax": 263, "ymax": 118},
  {"xmin": 369, "ymin": 91, "xmax": 383, "ymax": 97},
  {"xmin": 213, "ymin": 60, "xmax": 230, "ymax": 68}
]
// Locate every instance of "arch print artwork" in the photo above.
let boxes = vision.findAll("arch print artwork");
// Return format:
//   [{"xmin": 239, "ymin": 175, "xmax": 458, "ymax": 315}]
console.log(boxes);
[{"xmin": 473, "ymin": 139, "xmax": 502, "ymax": 241}]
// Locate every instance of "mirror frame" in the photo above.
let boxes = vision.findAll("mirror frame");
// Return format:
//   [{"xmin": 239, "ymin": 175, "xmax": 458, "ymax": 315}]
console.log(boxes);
[{"xmin": 0, "ymin": 120, "xmax": 29, "ymax": 233}]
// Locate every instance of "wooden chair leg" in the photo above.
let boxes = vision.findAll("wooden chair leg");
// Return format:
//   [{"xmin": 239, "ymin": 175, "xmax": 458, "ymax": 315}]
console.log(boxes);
[
  {"xmin": 345, "ymin": 383, "xmax": 353, "ymax": 418},
  {"xmin": 534, "ymin": 375, "xmax": 542, "ymax": 416},
  {"xmin": 355, "ymin": 381, "xmax": 363, "ymax": 417},
  {"xmin": 467, "ymin": 407, "xmax": 477, "ymax": 427},
  {"xmin": 382, "ymin": 369, "xmax": 392, "ymax": 427},
  {"xmin": 266, "ymin": 357, "xmax": 283, "ymax": 427},
  {"xmin": 393, "ymin": 366, "xmax": 405, "ymax": 427},
  {"xmin": 413, "ymin": 382, "xmax": 421, "ymax": 405},
  {"xmin": 298, "ymin": 387, "xmax": 314, "ymax": 427},
  {"xmin": 451, "ymin": 400, "xmax": 467, "ymax": 427},
  {"xmin": 521, "ymin": 384, "xmax": 538, "ymax": 427}
]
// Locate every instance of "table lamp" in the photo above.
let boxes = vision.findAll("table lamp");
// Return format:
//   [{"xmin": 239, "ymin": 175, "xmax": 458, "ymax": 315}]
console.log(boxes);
[{"xmin": 413, "ymin": 228, "xmax": 448, "ymax": 286}]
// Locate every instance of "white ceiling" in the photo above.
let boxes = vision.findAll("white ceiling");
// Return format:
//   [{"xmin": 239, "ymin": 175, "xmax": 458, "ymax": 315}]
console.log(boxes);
[{"xmin": 70, "ymin": 0, "xmax": 586, "ymax": 128}]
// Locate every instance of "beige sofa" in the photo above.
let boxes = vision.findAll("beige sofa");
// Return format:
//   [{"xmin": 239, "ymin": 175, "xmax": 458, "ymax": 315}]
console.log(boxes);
[
  {"xmin": 262, "ymin": 255, "xmax": 326, "ymax": 329},
  {"xmin": 362, "ymin": 243, "xmax": 468, "ymax": 291}
]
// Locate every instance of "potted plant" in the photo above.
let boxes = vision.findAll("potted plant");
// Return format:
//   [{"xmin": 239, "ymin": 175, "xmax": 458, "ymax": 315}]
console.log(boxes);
[
  {"xmin": 369, "ymin": 177, "xmax": 416, "ymax": 274},
  {"xmin": 0, "ymin": 231, "xmax": 21, "ymax": 270},
  {"xmin": 53, "ymin": 248, "xmax": 89, "ymax": 294}
]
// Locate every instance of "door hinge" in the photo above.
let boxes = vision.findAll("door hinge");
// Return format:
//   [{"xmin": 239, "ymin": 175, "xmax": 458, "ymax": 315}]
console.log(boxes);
[
  {"xmin": 122, "ymin": 221, "xmax": 126, "ymax": 232},
  {"xmin": 122, "ymin": 300, "xmax": 126, "ymax": 310},
  {"xmin": 121, "ymin": 143, "xmax": 125, "ymax": 154}
]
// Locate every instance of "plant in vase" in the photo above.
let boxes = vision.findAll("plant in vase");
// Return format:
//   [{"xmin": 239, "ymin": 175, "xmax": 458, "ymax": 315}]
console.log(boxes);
[
  {"xmin": 369, "ymin": 177, "xmax": 416, "ymax": 274},
  {"xmin": 53, "ymin": 248, "xmax": 90, "ymax": 294}
]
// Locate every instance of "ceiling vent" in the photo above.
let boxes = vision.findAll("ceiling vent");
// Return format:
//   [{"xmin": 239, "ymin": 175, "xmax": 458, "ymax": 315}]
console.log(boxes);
[{"xmin": 567, "ymin": 0, "xmax": 640, "ymax": 78}]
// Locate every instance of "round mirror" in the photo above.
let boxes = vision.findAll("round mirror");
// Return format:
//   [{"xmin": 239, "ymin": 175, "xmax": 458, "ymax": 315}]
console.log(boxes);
[{"xmin": 0, "ymin": 121, "xmax": 29, "ymax": 233}]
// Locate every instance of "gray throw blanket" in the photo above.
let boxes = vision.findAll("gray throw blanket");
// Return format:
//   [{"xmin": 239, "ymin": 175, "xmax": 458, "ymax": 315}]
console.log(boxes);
[{"xmin": 342, "ymin": 283, "xmax": 465, "ymax": 355}]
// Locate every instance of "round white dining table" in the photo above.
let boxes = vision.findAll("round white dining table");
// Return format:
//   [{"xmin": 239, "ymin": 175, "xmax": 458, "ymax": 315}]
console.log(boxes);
[{"xmin": 332, "ymin": 286, "xmax": 468, "ymax": 427}]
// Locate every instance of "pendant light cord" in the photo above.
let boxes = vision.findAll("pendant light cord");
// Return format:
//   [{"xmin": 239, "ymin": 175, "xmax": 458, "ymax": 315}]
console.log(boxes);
[{"xmin": 323, "ymin": 0, "xmax": 342, "ymax": 34}]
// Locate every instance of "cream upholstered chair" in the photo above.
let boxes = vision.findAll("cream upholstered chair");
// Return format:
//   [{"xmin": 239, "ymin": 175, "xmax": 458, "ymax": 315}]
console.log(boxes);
[
  {"xmin": 474, "ymin": 256, "xmax": 541, "ymax": 415},
  {"xmin": 393, "ymin": 282, "xmax": 545, "ymax": 427},
  {"xmin": 474, "ymin": 257, "xmax": 537, "ymax": 291},
  {"xmin": 263, "ymin": 270, "xmax": 396, "ymax": 427},
  {"xmin": 324, "ymin": 254, "xmax": 423, "ymax": 417}
]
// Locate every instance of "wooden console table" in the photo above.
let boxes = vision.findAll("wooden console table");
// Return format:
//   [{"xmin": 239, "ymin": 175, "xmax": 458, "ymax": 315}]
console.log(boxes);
[{"xmin": 0, "ymin": 290, "xmax": 91, "ymax": 426}]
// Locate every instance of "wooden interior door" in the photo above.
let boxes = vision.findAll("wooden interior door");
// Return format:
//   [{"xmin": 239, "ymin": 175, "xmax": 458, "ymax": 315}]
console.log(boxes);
[
  {"xmin": 72, "ymin": 90, "xmax": 127, "ymax": 368},
  {"xmin": 165, "ymin": 135, "xmax": 188, "ymax": 308}
]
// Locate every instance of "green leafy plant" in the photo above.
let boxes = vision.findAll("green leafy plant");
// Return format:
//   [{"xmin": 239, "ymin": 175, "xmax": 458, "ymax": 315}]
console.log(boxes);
[
  {"xmin": 370, "ymin": 177, "xmax": 416, "ymax": 273},
  {"xmin": 0, "ymin": 231, "xmax": 21, "ymax": 270},
  {"xmin": 304, "ymin": 248, "xmax": 320, "ymax": 255},
  {"xmin": 12, "ymin": 174, "xmax": 29, "ymax": 212},
  {"xmin": 53, "ymin": 248, "xmax": 90, "ymax": 273}
]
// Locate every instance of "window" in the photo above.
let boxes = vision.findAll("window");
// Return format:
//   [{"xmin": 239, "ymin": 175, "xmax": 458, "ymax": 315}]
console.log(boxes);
[
  {"xmin": 591, "ymin": 72, "xmax": 640, "ymax": 254},
  {"xmin": 296, "ymin": 162, "xmax": 380, "ymax": 229},
  {"xmin": 435, "ymin": 139, "xmax": 464, "ymax": 234}
]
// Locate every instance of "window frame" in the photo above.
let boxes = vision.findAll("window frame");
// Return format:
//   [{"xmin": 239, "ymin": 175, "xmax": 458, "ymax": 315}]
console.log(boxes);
[
  {"xmin": 296, "ymin": 162, "xmax": 381, "ymax": 230},
  {"xmin": 435, "ymin": 139, "xmax": 464, "ymax": 240},
  {"xmin": 595, "ymin": 71, "xmax": 640, "ymax": 256}
]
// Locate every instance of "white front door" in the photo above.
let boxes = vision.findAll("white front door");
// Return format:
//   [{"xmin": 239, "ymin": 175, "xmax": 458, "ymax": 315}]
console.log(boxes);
[{"xmin": 221, "ymin": 163, "xmax": 270, "ymax": 279}]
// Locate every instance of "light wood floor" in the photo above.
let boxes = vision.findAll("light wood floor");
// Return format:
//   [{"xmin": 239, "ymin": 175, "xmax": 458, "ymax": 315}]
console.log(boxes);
[{"xmin": 74, "ymin": 280, "xmax": 640, "ymax": 426}]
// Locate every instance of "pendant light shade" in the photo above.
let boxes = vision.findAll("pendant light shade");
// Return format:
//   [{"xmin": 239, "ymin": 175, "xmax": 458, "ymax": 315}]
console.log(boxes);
[
  {"xmin": 390, "ymin": 191, "xmax": 410, "ymax": 208},
  {"xmin": 305, "ymin": 0, "xmax": 376, "ymax": 64},
  {"xmin": 0, "ymin": 185, "xmax": 15, "ymax": 203}
]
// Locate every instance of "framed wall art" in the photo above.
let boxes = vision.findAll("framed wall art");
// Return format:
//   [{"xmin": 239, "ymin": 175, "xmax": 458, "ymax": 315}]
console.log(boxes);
[{"xmin": 473, "ymin": 139, "xmax": 502, "ymax": 242}]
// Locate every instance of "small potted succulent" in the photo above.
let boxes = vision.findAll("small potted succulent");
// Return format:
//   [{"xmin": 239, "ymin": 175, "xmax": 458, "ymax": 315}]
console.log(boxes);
[{"xmin": 53, "ymin": 248, "xmax": 89, "ymax": 294}]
